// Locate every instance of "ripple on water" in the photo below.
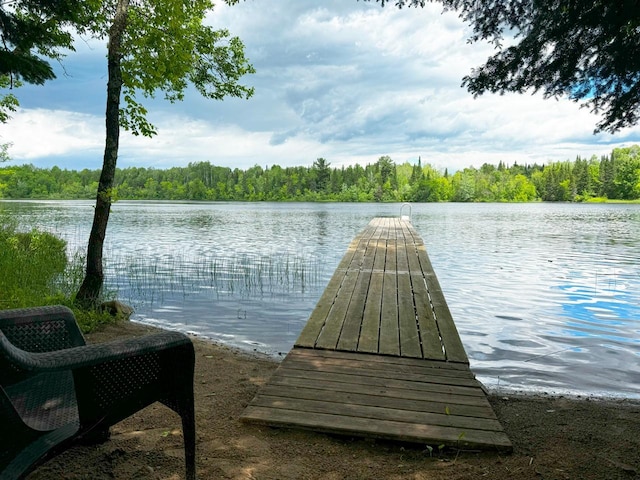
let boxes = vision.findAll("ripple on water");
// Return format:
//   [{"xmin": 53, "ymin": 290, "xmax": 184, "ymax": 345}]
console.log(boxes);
[{"xmin": 4, "ymin": 201, "xmax": 640, "ymax": 398}]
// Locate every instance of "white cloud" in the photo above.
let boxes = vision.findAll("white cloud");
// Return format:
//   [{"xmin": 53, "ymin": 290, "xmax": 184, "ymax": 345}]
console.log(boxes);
[
  {"xmin": 3, "ymin": 109, "xmax": 103, "ymax": 159},
  {"xmin": 2, "ymin": 0, "xmax": 639, "ymax": 172}
]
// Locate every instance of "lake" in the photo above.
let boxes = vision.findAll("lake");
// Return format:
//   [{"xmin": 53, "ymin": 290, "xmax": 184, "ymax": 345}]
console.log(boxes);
[{"xmin": 3, "ymin": 200, "xmax": 640, "ymax": 398}]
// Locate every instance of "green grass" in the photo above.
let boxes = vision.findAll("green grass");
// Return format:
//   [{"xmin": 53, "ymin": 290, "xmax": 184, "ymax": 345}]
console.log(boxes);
[
  {"xmin": 584, "ymin": 197, "xmax": 640, "ymax": 203},
  {"xmin": 0, "ymin": 215, "xmax": 117, "ymax": 332}
]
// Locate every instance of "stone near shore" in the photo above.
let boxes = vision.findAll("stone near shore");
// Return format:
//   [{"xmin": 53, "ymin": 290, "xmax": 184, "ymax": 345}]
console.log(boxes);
[{"xmin": 100, "ymin": 300, "xmax": 134, "ymax": 320}]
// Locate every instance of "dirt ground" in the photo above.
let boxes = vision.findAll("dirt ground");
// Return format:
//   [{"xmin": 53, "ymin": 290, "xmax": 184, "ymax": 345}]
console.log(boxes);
[{"xmin": 27, "ymin": 321, "xmax": 640, "ymax": 480}]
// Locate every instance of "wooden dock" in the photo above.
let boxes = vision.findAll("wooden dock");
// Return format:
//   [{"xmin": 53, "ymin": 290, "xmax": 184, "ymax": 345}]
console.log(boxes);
[{"xmin": 240, "ymin": 218, "xmax": 512, "ymax": 451}]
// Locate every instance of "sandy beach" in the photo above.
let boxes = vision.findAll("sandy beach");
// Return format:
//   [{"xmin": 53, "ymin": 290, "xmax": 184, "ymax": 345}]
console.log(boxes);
[{"xmin": 26, "ymin": 321, "xmax": 640, "ymax": 480}]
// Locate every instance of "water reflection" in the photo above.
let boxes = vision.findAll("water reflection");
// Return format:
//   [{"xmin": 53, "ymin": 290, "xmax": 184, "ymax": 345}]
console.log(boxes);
[{"xmin": 2, "ymin": 200, "xmax": 640, "ymax": 398}]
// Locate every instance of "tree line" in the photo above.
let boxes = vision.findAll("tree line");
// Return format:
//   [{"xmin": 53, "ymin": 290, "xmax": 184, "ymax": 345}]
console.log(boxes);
[{"xmin": 1, "ymin": 146, "xmax": 639, "ymax": 203}]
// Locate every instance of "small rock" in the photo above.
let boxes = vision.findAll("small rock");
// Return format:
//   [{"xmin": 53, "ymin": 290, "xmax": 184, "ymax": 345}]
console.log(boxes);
[{"xmin": 100, "ymin": 300, "xmax": 134, "ymax": 319}]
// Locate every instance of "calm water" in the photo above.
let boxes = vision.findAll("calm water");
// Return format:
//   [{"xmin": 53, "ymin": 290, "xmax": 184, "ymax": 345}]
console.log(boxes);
[{"xmin": 3, "ymin": 200, "xmax": 640, "ymax": 398}]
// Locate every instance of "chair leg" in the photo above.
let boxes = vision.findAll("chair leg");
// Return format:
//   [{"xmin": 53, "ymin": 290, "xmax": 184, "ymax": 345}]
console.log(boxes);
[{"xmin": 181, "ymin": 406, "xmax": 196, "ymax": 480}]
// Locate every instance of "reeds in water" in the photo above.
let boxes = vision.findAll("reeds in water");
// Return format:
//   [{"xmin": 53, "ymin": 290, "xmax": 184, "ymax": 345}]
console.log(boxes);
[{"xmin": 104, "ymin": 248, "xmax": 325, "ymax": 308}]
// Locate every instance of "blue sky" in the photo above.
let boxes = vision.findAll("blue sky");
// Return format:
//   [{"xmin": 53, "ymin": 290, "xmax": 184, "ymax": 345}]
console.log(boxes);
[{"xmin": 2, "ymin": 0, "xmax": 640, "ymax": 172}]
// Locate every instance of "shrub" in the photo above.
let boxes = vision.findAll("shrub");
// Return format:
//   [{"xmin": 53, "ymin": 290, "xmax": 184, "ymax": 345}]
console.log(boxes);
[
  {"xmin": 0, "ymin": 218, "xmax": 67, "ymax": 308},
  {"xmin": 0, "ymin": 217, "xmax": 118, "ymax": 331}
]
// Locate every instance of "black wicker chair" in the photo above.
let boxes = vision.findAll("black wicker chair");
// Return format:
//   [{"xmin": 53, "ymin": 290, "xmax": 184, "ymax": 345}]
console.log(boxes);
[{"xmin": 0, "ymin": 305, "xmax": 196, "ymax": 480}]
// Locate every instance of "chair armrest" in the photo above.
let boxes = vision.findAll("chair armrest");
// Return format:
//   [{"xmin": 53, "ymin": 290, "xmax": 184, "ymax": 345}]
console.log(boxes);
[
  {"xmin": 3, "ymin": 331, "xmax": 192, "ymax": 373},
  {"xmin": 0, "ymin": 306, "xmax": 85, "ymax": 352}
]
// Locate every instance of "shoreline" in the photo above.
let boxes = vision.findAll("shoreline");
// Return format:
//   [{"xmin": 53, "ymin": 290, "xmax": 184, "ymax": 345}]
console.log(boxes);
[
  {"xmin": 26, "ymin": 321, "xmax": 640, "ymax": 480},
  {"xmin": 135, "ymin": 318, "xmax": 640, "ymax": 404}
]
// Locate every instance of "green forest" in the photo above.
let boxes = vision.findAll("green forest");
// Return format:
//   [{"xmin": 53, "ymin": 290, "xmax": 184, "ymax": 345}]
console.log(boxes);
[{"xmin": 1, "ymin": 145, "xmax": 639, "ymax": 203}]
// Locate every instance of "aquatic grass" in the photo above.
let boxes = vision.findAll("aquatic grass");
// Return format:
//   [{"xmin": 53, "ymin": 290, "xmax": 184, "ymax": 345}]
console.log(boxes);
[
  {"xmin": 103, "ymin": 247, "xmax": 325, "ymax": 309},
  {"xmin": 54, "ymin": 250, "xmax": 88, "ymax": 298}
]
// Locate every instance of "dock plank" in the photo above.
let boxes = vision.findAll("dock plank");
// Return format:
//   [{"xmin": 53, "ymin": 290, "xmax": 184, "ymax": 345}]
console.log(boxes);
[
  {"xmin": 379, "ymin": 270, "xmax": 399, "ymax": 355},
  {"xmin": 279, "ymin": 355, "xmax": 481, "ymax": 389},
  {"xmin": 400, "ymin": 222, "xmax": 445, "ymax": 361},
  {"xmin": 336, "ymin": 269, "xmax": 369, "ymax": 351},
  {"xmin": 314, "ymin": 268, "xmax": 358, "ymax": 349},
  {"xmin": 290, "ymin": 348, "xmax": 471, "ymax": 373},
  {"xmin": 266, "ymin": 374, "xmax": 490, "ymax": 408},
  {"xmin": 247, "ymin": 396, "xmax": 504, "ymax": 432},
  {"xmin": 378, "ymin": 219, "xmax": 399, "ymax": 355},
  {"xmin": 286, "ymin": 347, "xmax": 465, "ymax": 375},
  {"xmin": 355, "ymin": 223, "xmax": 385, "ymax": 353},
  {"xmin": 415, "ymin": 244, "xmax": 468, "ymax": 363},
  {"xmin": 252, "ymin": 384, "xmax": 495, "ymax": 418},
  {"xmin": 270, "ymin": 366, "xmax": 484, "ymax": 398},
  {"xmin": 242, "ymin": 406, "xmax": 512, "ymax": 450},
  {"xmin": 398, "ymin": 272, "xmax": 422, "ymax": 358},
  {"xmin": 336, "ymin": 221, "xmax": 383, "ymax": 351},
  {"xmin": 296, "ymin": 224, "xmax": 375, "ymax": 348}
]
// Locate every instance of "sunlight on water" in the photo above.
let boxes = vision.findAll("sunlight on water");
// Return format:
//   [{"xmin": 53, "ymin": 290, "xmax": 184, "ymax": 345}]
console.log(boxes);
[
  {"xmin": 411, "ymin": 203, "xmax": 640, "ymax": 398},
  {"xmin": 3, "ymin": 200, "xmax": 639, "ymax": 398}
]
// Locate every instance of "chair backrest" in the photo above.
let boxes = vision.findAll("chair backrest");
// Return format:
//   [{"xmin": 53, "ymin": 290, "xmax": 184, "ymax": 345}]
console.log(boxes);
[
  {"xmin": 0, "ymin": 308, "xmax": 85, "ymax": 353},
  {"xmin": 0, "ymin": 305, "xmax": 85, "ymax": 388}
]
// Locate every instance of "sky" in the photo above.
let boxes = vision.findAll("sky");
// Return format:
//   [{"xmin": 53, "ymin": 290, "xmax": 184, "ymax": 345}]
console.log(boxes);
[{"xmin": 2, "ymin": 0, "xmax": 640, "ymax": 172}]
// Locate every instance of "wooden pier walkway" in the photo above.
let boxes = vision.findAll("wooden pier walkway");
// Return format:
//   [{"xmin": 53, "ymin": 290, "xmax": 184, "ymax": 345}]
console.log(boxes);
[{"xmin": 240, "ymin": 218, "xmax": 512, "ymax": 451}]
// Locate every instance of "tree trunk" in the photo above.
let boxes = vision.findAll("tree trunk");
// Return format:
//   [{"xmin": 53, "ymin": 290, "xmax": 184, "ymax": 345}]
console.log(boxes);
[{"xmin": 75, "ymin": 0, "xmax": 129, "ymax": 308}]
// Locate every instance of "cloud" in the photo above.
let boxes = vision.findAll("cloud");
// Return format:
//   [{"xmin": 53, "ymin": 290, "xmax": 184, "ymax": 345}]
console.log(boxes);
[
  {"xmin": 3, "ymin": 109, "xmax": 103, "ymax": 159},
  {"xmin": 2, "ymin": 0, "xmax": 639, "ymax": 173}
]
